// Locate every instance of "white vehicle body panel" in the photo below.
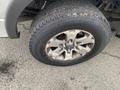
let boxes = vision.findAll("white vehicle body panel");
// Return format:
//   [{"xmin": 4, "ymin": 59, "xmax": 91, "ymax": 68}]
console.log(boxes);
[{"xmin": 0, "ymin": 0, "xmax": 13, "ymax": 37}]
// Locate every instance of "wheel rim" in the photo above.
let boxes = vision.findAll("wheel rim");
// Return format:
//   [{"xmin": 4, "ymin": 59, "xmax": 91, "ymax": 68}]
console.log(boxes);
[{"xmin": 45, "ymin": 29, "xmax": 95, "ymax": 61}]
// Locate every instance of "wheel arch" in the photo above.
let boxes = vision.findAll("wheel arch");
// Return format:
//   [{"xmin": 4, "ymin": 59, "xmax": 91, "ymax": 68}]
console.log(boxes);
[{"xmin": 5, "ymin": 0, "xmax": 33, "ymax": 38}]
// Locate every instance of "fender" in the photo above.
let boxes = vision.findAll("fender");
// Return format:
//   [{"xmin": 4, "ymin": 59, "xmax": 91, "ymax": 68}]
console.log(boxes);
[{"xmin": 5, "ymin": 0, "xmax": 33, "ymax": 38}]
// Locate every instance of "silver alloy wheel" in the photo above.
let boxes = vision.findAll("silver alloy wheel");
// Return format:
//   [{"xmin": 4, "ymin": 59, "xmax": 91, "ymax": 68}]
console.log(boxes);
[{"xmin": 45, "ymin": 29, "xmax": 95, "ymax": 61}]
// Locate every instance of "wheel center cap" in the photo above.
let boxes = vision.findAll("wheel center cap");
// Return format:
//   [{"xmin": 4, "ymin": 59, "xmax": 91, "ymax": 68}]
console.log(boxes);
[{"xmin": 65, "ymin": 39, "xmax": 74, "ymax": 51}]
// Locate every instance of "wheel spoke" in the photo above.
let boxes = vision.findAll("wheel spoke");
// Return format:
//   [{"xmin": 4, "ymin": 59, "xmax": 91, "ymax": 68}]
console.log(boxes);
[
  {"xmin": 75, "ymin": 46, "xmax": 91, "ymax": 55},
  {"xmin": 48, "ymin": 47, "xmax": 64, "ymax": 59},
  {"xmin": 76, "ymin": 34, "xmax": 95, "ymax": 45},
  {"xmin": 48, "ymin": 38, "xmax": 64, "ymax": 47},
  {"xmin": 64, "ymin": 30, "xmax": 80, "ymax": 41},
  {"xmin": 65, "ymin": 51, "xmax": 73, "ymax": 60}
]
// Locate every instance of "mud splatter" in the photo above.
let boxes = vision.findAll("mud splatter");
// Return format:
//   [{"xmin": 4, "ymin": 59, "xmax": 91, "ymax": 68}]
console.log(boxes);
[
  {"xmin": 70, "ymin": 77, "xmax": 75, "ymax": 81},
  {"xmin": 0, "ymin": 62, "xmax": 14, "ymax": 74},
  {"xmin": 84, "ymin": 86, "xmax": 88, "ymax": 90},
  {"xmin": 0, "ymin": 61, "xmax": 17, "ymax": 81}
]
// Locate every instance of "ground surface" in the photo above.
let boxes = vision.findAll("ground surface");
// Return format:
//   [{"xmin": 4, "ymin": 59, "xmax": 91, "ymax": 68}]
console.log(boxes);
[{"xmin": 0, "ymin": 21, "xmax": 120, "ymax": 90}]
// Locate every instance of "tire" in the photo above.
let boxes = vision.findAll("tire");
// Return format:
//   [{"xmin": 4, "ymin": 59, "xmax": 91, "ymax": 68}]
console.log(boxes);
[{"xmin": 29, "ymin": 0, "xmax": 111, "ymax": 66}]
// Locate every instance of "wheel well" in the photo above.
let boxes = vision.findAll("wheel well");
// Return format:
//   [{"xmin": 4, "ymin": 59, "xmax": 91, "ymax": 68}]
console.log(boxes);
[
  {"xmin": 20, "ymin": 0, "xmax": 57, "ymax": 18},
  {"xmin": 6, "ymin": 0, "xmax": 120, "ymax": 39},
  {"xmin": 5, "ymin": 0, "xmax": 57, "ymax": 39},
  {"xmin": 5, "ymin": 0, "xmax": 34, "ymax": 38},
  {"xmin": 10, "ymin": 0, "xmax": 120, "ymax": 21}
]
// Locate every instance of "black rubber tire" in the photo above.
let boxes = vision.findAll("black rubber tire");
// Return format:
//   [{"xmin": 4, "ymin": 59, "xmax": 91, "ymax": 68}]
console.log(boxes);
[{"xmin": 29, "ymin": 0, "xmax": 111, "ymax": 66}]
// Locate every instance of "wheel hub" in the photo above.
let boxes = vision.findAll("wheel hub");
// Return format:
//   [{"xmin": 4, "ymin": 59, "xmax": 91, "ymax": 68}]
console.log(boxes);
[
  {"xmin": 45, "ymin": 29, "xmax": 95, "ymax": 61},
  {"xmin": 65, "ymin": 39, "xmax": 74, "ymax": 51}
]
